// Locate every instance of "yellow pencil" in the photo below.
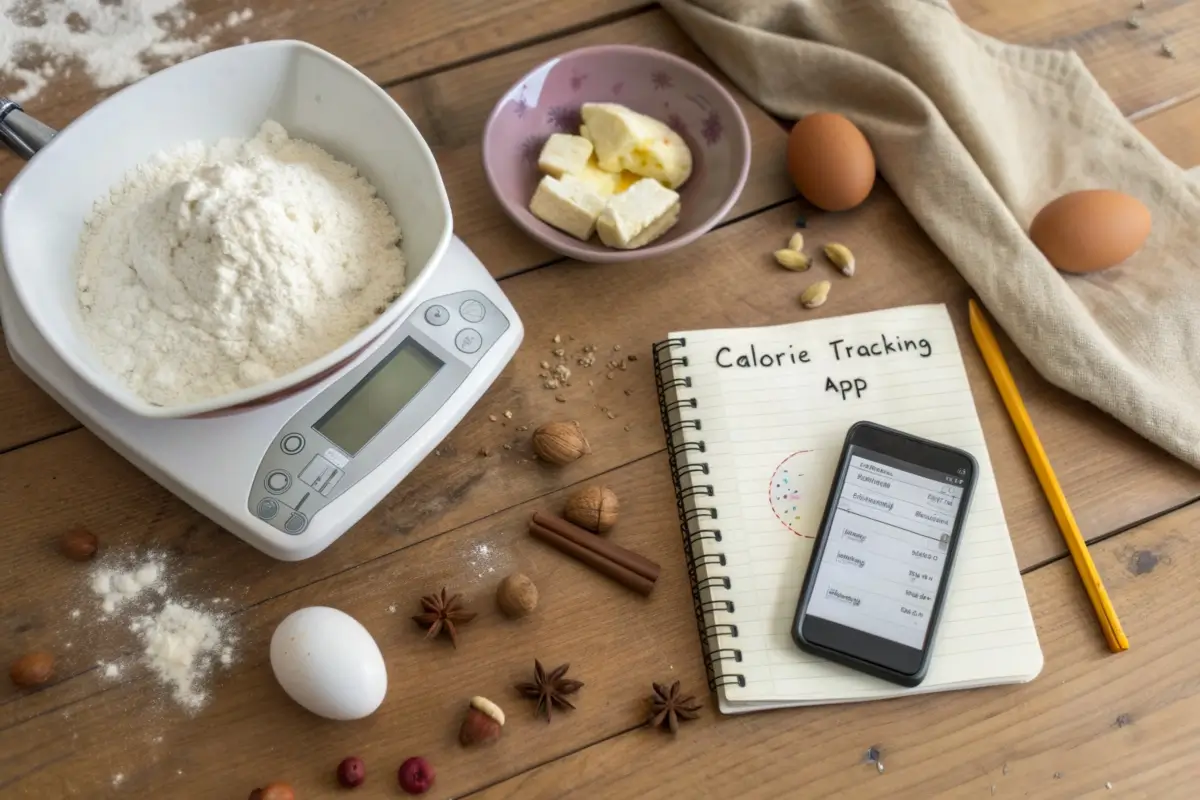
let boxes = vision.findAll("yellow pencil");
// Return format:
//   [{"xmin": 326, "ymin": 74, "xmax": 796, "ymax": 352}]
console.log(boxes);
[{"xmin": 967, "ymin": 299, "xmax": 1128, "ymax": 653}]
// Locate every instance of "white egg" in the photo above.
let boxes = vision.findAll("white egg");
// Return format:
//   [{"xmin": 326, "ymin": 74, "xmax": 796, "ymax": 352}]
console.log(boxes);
[{"xmin": 269, "ymin": 606, "xmax": 388, "ymax": 720}]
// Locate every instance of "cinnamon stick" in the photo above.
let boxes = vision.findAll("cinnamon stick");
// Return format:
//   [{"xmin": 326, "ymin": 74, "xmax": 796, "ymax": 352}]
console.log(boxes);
[
  {"xmin": 531, "ymin": 512, "xmax": 661, "ymax": 582},
  {"xmin": 529, "ymin": 518, "xmax": 656, "ymax": 596}
]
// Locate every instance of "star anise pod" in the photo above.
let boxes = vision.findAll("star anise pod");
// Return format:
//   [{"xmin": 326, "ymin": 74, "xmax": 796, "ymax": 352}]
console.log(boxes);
[
  {"xmin": 514, "ymin": 659, "xmax": 583, "ymax": 722},
  {"xmin": 411, "ymin": 587, "xmax": 477, "ymax": 648},
  {"xmin": 647, "ymin": 680, "xmax": 702, "ymax": 734}
]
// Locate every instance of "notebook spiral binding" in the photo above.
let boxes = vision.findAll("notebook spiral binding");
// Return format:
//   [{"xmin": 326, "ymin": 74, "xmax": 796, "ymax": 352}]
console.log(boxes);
[{"xmin": 652, "ymin": 338, "xmax": 745, "ymax": 693}]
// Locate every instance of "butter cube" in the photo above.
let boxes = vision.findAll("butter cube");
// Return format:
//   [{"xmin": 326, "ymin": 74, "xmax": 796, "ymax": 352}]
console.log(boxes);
[
  {"xmin": 581, "ymin": 102, "xmax": 693, "ymax": 189},
  {"xmin": 529, "ymin": 174, "xmax": 608, "ymax": 241},
  {"xmin": 537, "ymin": 133, "xmax": 594, "ymax": 178},
  {"xmin": 595, "ymin": 177, "xmax": 681, "ymax": 249}
]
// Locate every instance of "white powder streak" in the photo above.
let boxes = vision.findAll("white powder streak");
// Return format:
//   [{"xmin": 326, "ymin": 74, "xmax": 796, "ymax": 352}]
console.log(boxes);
[{"xmin": 0, "ymin": 2, "xmax": 255, "ymax": 104}]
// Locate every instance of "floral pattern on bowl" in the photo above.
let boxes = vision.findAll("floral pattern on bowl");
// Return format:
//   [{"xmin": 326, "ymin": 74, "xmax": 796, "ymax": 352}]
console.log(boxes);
[{"xmin": 482, "ymin": 44, "xmax": 751, "ymax": 264}]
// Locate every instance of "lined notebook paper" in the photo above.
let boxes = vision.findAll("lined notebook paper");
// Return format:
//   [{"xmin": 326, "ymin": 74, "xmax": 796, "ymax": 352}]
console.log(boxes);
[{"xmin": 652, "ymin": 304, "xmax": 1043, "ymax": 714}]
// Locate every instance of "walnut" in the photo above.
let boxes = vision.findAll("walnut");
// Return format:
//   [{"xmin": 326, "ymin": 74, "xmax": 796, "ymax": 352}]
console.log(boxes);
[
  {"xmin": 531, "ymin": 421, "xmax": 590, "ymax": 465},
  {"xmin": 564, "ymin": 485, "xmax": 619, "ymax": 533}
]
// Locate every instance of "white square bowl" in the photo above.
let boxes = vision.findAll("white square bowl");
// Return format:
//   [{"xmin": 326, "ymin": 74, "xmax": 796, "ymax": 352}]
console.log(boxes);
[{"xmin": 0, "ymin": 40, "xmax": 452, "ymax": 418}]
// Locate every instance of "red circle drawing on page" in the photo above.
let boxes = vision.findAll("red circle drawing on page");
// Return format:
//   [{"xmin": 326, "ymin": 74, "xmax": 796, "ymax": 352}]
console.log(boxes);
[{"xmin": 769, "ymin": 450, "xmax": 816, "ymax": 537}]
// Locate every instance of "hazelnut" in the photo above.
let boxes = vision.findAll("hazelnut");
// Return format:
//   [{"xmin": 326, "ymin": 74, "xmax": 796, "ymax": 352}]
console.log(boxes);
[
  {"xmin": 496, "ymin": 573, "xmax": 538, "ymax": 618},
  {"xmin": 397, "ymin": 756, "xmax": 435, "ymax": 795},
  {"xmin": 10, "ymin": 651, "xmax": 54, "ymax": 687},
  {"xmin": 564, "ymin": 485, "xmax": 619, "ymax": 533},
  {"xmin": 248, "ymin": 783, "xmax": 294, "ymax": 800},
  {"xmin": 336, "ymin": 756, "xmax": 366, "ymax": 788},
  {"xmin": 531, "ymin": 421, "xmax": 590, "ymax": 465},
  {"xmin": 458, "ymin": 695, "xmax": 505, "ymax": 746},
  {"xmin": 59, "ymin": 527, "xmax": 98, "ymax": 561}
]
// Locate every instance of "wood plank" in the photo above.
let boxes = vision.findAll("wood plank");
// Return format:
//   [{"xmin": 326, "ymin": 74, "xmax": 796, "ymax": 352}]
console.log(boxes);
[
  {"xmin": 473, "ymin": 500, "xmax": 1200, "ymax": 799},
  {"xmin": 2, "ymin": 429, "xmax": 1194, "ymax": 797},
  {"xmin": 0, "ymin": 0, "xmax": 649, "ymax": 130},
  {"xmin": 958, "ymin": 0, "xmax": 1200, "ymax": 118},
  {"xmin": 1134, "ymin": 93, "xmax": 1200, "ymax": 168},
  {"xmin": 4, "ymin": 194, "xmax": 1195, "ymax": 717},
  {"xmin": 0, "ymin": 456, "xmax": 698, "ymax": 797},
  {"xmin": 0, "ymin": 9, "xmax": 795, "ymax": 451}
]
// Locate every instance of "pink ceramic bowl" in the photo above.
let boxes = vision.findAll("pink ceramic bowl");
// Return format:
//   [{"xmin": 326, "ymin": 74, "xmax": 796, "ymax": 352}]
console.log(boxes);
[{"xmin": 482, "ymin": 45, "xmax": 751, "ymax": 263}]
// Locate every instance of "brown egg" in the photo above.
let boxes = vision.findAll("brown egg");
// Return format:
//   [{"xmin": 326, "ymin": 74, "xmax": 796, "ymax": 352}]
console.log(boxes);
[
  {"xmin": 1029, "ymin": 190, "xmax": 1151, "ymax": 273},
  {"xmin": 786, "ymin": 112, "xmax": 876, "ymax": 212}
]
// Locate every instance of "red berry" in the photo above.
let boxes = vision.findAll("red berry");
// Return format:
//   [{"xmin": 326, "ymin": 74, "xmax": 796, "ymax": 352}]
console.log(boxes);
[
  {"xmin": 398, "ymin": 757, "xmax": 435, "ymax": 795},
  {"xmin": 337, "ymin": 756, "xmax": 366, "ymax": 788}
]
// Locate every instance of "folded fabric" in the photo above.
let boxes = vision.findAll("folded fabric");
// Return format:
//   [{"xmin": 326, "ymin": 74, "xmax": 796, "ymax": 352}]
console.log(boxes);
[{"xmin": 662, "ymin": 0, "xmax": 1200, "ymax": 469}]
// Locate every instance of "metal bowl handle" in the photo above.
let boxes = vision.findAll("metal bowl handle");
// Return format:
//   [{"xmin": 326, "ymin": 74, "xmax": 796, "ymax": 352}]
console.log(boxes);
[{"xmin": 0, "ymin": 98, "xmax": 57, "ymax": 161}]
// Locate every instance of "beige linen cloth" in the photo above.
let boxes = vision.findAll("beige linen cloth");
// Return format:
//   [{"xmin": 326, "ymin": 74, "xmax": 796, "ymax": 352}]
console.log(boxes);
[{"xmin": 661, "ymin": 0, "xmax": 1200, "ymax": 469}]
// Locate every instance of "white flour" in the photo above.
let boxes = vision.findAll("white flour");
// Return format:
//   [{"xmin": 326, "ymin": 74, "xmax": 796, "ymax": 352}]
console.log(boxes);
[
  {"xmin": 87, "ymin": 553, "xmax": 236, "ymax": 712},
  {"xmin": 0, "ymin": 1, "xmax": 254, "ymax": 104},
  {"xmin": 130, "ymin": 601, "xmax": 229, "ymax": 710},
  {"xmin": 76, "ymin": 120, "xmax": 408, "ymax": 407}
]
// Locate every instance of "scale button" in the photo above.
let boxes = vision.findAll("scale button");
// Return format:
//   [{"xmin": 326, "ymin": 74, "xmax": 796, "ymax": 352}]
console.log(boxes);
[
  {"xmin": 455, "ymin": 328, "xmax": 482, "ymax": 354},
  {"xmin": 459, "ymin": 299, "xmax": 486, "ymax": 323},
  {"xmin": 283, "ymin": 512, "xmax": 308, "ymax": 534},
  {"xmin": 265, "ymin": 470, "xmax": 291, "ymax": 494},
  {"xmin": 280, "ymin": 433, "xmax": 305, "ymax": 454},
  {"xmin": 256, "ymin": 498, "xmax": 280, "ymax": 520},
  {"xmin": 424, "ymin": 304, "xmax": 450, "ymax": 326}
]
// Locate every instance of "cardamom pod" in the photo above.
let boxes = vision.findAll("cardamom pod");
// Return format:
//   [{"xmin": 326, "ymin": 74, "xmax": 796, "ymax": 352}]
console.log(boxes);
[
  {"xmin": 787, "ymin": 232, "xmax": 804, "ymax": 252},
  {"xmin": 774, "ymin": 249, "xmax": 811, "ymax": 271},
  {"xmin": 800, "ymin": 280, "xmax": 831, "ymax": 309},
  {"xmin": 824, "ymin": 243, "xmax": 856, "ymax": 277}
]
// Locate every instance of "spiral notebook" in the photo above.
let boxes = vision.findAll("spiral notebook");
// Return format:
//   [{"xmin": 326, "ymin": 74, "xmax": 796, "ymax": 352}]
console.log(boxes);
[{"xmin": 652, "ymin": 304, "xmax": 1043, "ymax": 715}]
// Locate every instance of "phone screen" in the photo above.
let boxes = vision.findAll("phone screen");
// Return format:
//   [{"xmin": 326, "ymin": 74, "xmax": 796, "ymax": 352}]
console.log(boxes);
[{"xmin": 804, "ymin": 446, "xmax": 965, "ymax": 649}]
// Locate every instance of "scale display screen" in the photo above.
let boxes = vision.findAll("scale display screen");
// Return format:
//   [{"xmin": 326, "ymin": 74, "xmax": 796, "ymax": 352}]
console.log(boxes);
[{"xmin": 313, "ymin": 338, "xmax": 443, "ymax": 456}]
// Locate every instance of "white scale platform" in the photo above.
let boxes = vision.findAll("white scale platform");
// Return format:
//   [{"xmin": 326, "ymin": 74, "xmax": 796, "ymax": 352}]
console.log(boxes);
[{"xmin": 0, "ymin": 237, "xmax": 523, "ymax": 560}]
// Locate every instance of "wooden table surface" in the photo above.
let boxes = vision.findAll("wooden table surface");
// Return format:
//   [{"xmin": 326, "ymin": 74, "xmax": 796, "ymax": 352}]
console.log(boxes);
[{"xmin": 3, "ymin": 1, "xmax": 1199, "ymax": 797}]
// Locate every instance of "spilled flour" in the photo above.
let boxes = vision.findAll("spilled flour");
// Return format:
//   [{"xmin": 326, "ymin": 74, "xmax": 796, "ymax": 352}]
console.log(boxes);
[
  {"xmin": 85, "ymin": 552, "xmax": 236, "ymax": 712},
  {"xmin": 0, "ymin": 1, "xmax": 255, "ymax": 104}
]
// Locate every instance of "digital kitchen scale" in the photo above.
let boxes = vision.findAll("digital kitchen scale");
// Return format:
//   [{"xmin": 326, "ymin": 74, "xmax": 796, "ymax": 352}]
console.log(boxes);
[{"xmin": 0, "ymin": 236, "xmax": 523, "ymax": 561}]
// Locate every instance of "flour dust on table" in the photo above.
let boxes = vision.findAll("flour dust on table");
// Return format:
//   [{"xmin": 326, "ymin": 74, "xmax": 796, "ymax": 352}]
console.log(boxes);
[
  {"xmin": 76, "ymin": 120, "xmax": 409, "ymax": 407},
  {"xmin": 79, "ymin": 550, "xmax": 238, "ymax": 713},
  {"xmin": 0, "ymin": 1, "xmax": 255, "ymax": 104}
]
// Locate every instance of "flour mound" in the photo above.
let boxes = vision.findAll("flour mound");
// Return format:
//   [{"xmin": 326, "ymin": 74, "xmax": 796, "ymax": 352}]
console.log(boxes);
[
  {"xmin": 76, "ymin": 120, "xmax": 408, "ymax": 407},
  {"xmin": 131, "ymin": 601, "xmax": 229, "ymax": 711}
]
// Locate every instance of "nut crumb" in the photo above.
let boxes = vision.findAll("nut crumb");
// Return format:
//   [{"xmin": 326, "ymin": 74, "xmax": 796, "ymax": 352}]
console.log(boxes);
[
  {"xmin": 489, "ymin": 414, "xmax": 498, "ymax": 422},
  {"xmin": 540, "ymin": 361, "xmax": 550, "ymax": 370},
  {"xmin": 583, "ymin": 344, "xmax": 596, "ymax": 353},
  {"xmin": 553, "ymin": 334, "xmax": 561, "ymax": 343},
  {"xmin": 607, "ymin": 371, "xmax": 615, "ymax": 380},
  {"xmin": 503, "ymin": 444, "xmax": 512, "ymax": 450},
  {"xmin": 623, "ymin": 424, "xmax": 632, "ymax": 431},
  {"xmin": 1161, "ymin": 41, "xmax": 1175, "ymax": 58},
  {"xmin": 619, "ymin": 360, "xmax": 628, "ymax": 370},
  {"xmin": 516, "ymin": 425, "xmax": 529, "ymax": 432},
  {"xmin": 627, "ymin": 354, "xmax": 637, "ymax": 362},
  {"xmin": 623, "ymin": 388, "xmax": 632, "ymax": 396},
  {"xmin": 613, "ymin": 344, "xmax": 621, "ymax": 351},
  {"xmin": 600, "ymin": 406, "xmax": 609, "ymax": 413},
  {"xmin": 553, "ymin": 364, "xmax": 572, "ymax": 382},
  {"xmin": 543, "ymin": 378, "xmax": 560, "ymax": 390},
  {"xmin": 479, "ymin": 447, "xmax": 491, "ymax": 457},
  {"xmin": 555, "ymin": 394, "xmax": 567, "ymax": 403},
  {"xmin": 553, "ymin": 348, "xmax": 565, "ymax": 357},
  {"xmin": 1106, "ymin": 782, "xmax": 1113, "ymax": 790},
  {"xmin": 434, "ymin": 449, "xmax": 441, "ymax": 456},
  {"xmin": 606, "ymin": 411, "xmax": 615, "ymax": 419},
  {"xmin": 588, "ymin": 379, "xmax": 594, "ymax": 387},
  {"xmin": 1127, "ymin": 16, "xmax": 1141, "ymax": 29},
  {"xmin": 503, "ymin": 410, "xmax": 513, "ymax": 419}
]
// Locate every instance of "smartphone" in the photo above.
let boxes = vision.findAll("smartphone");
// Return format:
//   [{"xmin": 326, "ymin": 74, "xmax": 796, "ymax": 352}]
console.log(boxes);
[{"xmin": 791, "ymin": 421, "xmax": 978, "ymax": 687}]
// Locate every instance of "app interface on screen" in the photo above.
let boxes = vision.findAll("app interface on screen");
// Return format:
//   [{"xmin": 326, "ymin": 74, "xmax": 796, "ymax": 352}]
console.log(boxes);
[{"xmin": 807, "ymin": 446, "xmax": 965, "ymax": 649}]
